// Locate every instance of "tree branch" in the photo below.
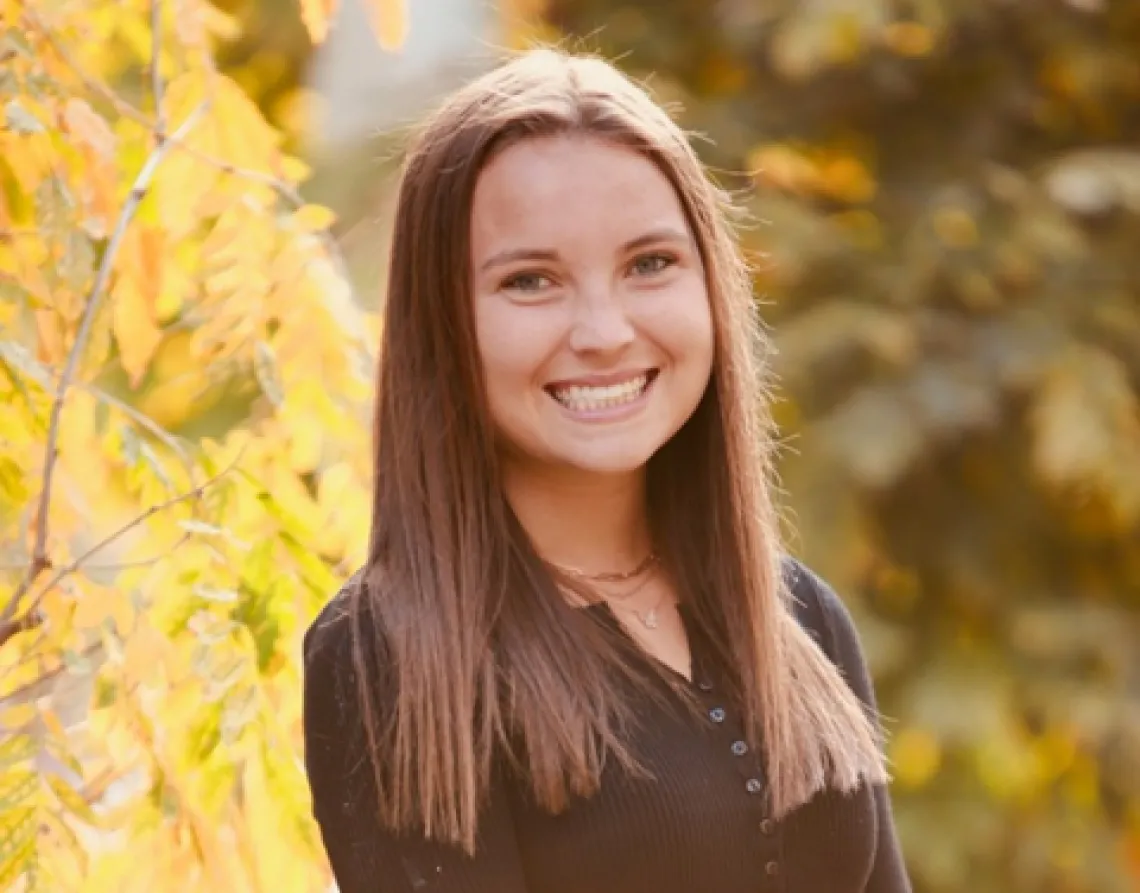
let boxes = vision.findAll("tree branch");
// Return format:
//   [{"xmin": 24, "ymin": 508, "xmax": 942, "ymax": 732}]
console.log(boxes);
[
  {"xmin": 23, "ymin": 5, "xmax": 352, "ymax": 282},
  {"xmin": 77, "ymin": 380, "xmax": 195, "ymax": 476},
  {"xmin": 1, "ymin": 0, "xmax": 201, "ymax": 638},
  {"xmin": 0, "ymin": 449, "xmax": 244, "ymax": 649},
  {"xmin": 0, "ymin": 642, "xmax": 103, "ymax": 709},
  {"xmin": 150, "ymin": 0, "xmax": 165, "ymax": 137}
]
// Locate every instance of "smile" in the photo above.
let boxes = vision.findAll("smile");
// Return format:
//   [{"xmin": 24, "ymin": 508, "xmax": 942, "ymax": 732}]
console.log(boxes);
[{"xmin": 547, "ymin": 371, "xmax": 657, "ymax": 414}]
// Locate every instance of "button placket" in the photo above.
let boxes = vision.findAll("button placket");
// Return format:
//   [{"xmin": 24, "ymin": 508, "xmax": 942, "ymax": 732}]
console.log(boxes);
[
  {"xmin": 691, "ymin": 655, "xmax": 770, "ymax": 801},
  {"xmin": 686, "ymin": 620, "xmax": 781, "ymax": 890},
  {"xmin": 761, "ymin": 814, "xmax": 786, "ymax": 892}
]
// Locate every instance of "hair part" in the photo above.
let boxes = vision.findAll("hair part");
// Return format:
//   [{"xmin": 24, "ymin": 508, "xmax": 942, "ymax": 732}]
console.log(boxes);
[{"xmin": 354, "ymin": 47, "xmax": 886, "ymax": 855}]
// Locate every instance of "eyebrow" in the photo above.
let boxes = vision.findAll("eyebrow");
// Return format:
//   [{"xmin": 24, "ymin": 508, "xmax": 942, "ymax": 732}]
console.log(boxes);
[{"xmin": 478, "ymin": 227, "xmax": 692, "ymax": 273}]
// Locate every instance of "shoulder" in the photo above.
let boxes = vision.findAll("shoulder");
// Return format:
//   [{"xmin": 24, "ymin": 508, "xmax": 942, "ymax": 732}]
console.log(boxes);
[
  {"xmin": 782, "ymin": 556, "xmax": 852, "ymax": 650},
  {"xmin": 302, "ymin": 568, "xmax": 363, "ymax": 664},
  {"xmin": 781, "ymin": 555, "xmax": 875, "ymax": 703},
  {"xmin": 302, "ymin": 569, "xmax": 363, "ymax": 686},
  {"xmin": 302, "ymin": 568, "xmax": 393, "ymax": 715}
]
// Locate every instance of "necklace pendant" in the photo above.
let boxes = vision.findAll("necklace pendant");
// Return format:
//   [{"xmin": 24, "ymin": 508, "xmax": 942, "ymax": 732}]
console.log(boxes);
[{"xmin": 643, "ymin": 608, "xmax": 659, "ymax": 629}]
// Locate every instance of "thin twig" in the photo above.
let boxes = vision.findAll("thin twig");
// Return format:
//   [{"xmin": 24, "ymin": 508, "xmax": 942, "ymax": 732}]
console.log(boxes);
[
  {"xmin": 76, "ymin": 380, "xmax": 194, "ymax": 470},
  {"xmin": 24, "ymin": 7, "xmax": 151, "ymax": 127},
  {"xmin": 0, "ymin": 0, "xmax": 200, "ymax": 635},
  {"xmin": 23, "ymin": 5, "xmax": 351, "ymax": 279},
  {"xmin": 0, "ymin": 448, "xmax": 244, "ymax": 649},
  {"xmin": 83, "ymin": 531, "xmax": 193, "ymax": 572},
  {"xmin": 151, "ymin": 0, "xmax": 165, "ymax": 136},
  {"xmin": 26, "ymin": 10, "xmax": 312, "ymax": 206},
  {"xmin": 0, "ymin": 642, "xmax": 103, "ymax": 706}
]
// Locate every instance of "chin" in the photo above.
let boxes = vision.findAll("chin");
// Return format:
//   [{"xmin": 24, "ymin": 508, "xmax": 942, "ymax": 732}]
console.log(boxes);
[{"xmin": 557, "ymin": 444, "xmax": 659, "ymax": 477}]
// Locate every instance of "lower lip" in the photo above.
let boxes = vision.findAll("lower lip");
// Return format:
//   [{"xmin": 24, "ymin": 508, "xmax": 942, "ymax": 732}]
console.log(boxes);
[{"xmin": 547, "ymin": 373, "xmax": 657, "ymax": 423}]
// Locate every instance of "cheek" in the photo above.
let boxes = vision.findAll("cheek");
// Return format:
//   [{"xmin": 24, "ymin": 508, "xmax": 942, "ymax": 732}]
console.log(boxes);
[
  {"xmin": 475, "ymin": 302, "xmax": 557, "ymax": 397},
  {"xmin": 647, "ymin": 284, "xmax": 715, "ymax": 371}
]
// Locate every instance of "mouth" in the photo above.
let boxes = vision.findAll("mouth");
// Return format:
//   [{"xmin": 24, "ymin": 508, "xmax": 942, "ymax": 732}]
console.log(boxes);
[{"xmin": 545, "ymin": 369, "xmax": 659, "ymax": 414}]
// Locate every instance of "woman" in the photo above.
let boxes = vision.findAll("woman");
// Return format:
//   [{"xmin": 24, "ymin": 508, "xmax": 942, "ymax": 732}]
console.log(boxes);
[{"xmin": 302, "ymin": 48, "xmax": 911, "ymax": 893}]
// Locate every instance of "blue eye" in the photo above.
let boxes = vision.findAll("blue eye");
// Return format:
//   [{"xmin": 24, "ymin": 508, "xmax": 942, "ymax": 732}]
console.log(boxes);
[
  {"xmin": 502, "ymin": 272, "xmax": 552, "ymax": 293},
  {"xmin": 631, "ymin": 253, "xmax": 676, "ymax": 276}
]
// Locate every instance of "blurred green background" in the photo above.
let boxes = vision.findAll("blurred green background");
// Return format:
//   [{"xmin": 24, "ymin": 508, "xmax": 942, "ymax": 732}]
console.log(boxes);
[{"xmin": 222, "ymin": 0, "xmax": 1140, "ymax": 890}]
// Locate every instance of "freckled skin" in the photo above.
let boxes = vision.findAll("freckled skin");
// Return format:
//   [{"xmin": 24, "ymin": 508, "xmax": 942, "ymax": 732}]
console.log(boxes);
[{"xmin": 470, "ymin": 136, "xmax": 715, "ymax": 479}]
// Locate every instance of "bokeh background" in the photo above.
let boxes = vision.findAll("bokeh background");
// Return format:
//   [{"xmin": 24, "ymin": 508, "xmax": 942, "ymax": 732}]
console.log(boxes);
[{"xmin": 1, "ymin": 0, "xmax": 1138, "ymax": 891}]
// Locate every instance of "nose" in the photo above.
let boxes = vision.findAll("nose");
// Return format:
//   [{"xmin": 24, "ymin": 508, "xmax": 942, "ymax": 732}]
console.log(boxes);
[{"xmin": 567, "ymin": 289, "xmax": 635, "ymax": 355}]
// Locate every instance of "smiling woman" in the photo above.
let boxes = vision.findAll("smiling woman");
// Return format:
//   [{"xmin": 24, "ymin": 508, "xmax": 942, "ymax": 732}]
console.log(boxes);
[
  {"xmin": 301, "ymin": 48, "xmax": 912, "ymax": 893},
  {"xmin": 472, "ymin": 136, "xmax": 713, "ymax": 477}
]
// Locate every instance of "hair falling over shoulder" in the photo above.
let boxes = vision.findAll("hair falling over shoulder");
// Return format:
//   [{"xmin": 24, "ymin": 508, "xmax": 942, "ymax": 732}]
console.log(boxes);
[{"xmin": 351, "ymin": 47, "xmax": 887, "ymax": 856}]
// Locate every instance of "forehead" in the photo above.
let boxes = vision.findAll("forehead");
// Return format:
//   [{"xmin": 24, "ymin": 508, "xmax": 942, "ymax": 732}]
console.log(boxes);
[{"xmin": 469, "ymin": 136, "xmax": 690, "ymax": 254}]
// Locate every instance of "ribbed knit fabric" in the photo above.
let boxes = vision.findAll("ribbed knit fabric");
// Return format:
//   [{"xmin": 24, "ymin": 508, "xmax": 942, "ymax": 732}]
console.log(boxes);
[{"xmin": 302, "ymin": 558, "xmax": 912, "ymax": 893}]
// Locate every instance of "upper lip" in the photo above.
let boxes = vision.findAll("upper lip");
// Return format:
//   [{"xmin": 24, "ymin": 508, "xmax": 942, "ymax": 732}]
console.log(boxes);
[{"xmin": 545, "ymin": 368, "xmax": 656, "ymax": 389}]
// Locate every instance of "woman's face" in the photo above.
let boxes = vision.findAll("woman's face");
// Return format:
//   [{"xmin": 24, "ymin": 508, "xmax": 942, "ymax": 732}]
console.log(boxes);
[{"xmin": 470, "ymin": 135, "xmax": 714, "ymax": 478}]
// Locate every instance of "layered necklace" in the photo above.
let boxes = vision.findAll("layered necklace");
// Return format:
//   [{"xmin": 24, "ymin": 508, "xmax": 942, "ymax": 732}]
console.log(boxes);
[{"xmin": 552, "ymin": 552, "xmax": 672, "ymax": 630}]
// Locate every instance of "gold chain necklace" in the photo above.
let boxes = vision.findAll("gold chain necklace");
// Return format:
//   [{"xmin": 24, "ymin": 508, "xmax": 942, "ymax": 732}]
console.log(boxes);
[
  {"xmin": 550, "ymin": 552, "xmax": 669, "ymax": 628},
  {"xmin": 551, "ymin": 551, "xmax": 658, "ymax": 584}
]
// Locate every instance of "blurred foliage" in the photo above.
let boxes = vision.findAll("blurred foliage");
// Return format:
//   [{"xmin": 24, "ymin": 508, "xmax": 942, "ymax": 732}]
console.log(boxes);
[
  {"xmin": 4, "ymin": 0, "xmax": 1139, "ymax": 889},
  {"xmin": 0, "ymin": 0, "xmax": 396, "ymax": 888},
  {"xmin": 207, "ymin": 0, "xmax": 406, "ymax": 148},
  {"xmin": 539, "ymin": 0, "xmax": 1140, "ymax": 891}
]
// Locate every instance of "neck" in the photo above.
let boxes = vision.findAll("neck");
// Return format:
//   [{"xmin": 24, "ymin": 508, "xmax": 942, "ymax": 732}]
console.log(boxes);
[{"xmin": 502, "ymin": 463, "xmax": 653, "ymax": 575}]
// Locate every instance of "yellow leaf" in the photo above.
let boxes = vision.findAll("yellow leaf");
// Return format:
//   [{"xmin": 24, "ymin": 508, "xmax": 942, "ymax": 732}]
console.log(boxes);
[
  {"xmin": 292, "ymin": 203, "xmax": 336, "ymax": 232},
  {"xmin": 299, "ymin": 0, "xmax": 337, "ymax": 44},
  {"xmin": 60, "ymin": 98, "xmax": 119, "ymax": 237},
  {"xmin": 932, "ymin": 207, "xmax": 978, "ymax": 248},
  {"xmin": 135, "ymin": 225, "xmax": 166, "ymax": 310},
  {"xmin": 60, "ymin": 98, "xmax": 115, "ymax": 161},
  {"xmin": 112, "ymin": 276, "xmax": 163, "ymax": 387},
  {"xmin": 748, "ymin": 144, "xmax": 819, "ymax": 195},
  {"xmin": 280, "ymin": 155, "xmax": 312, "ymax": 183},
  {"xmin": 0, "ymin": 150, "xmax": 34, "ymax": 227},
  {"xmin": 818, "ymin": 154, "xmax": 877, "ymax": 204},
  {"xmin": 890, "ymin": 726, "xmax": 942, "ymax": 789},
  {"xmin": 0, "ymin": 702, "xmax": 38, "ymax": 731},
  {"xmin": 174, "ymin": 0, "xmax": 207, "ymax": 48},
  {"xmin": 34, "ymin": 308, "xmax": 67, "ymax": 365},
  {"xmin": 364, "ymin": 0, "xmax": 408, "ymax": 50},
  {"xmin": 200, "ymin": 1, "xmax": 242, "ymax": 40},
  {"xmin": 883, "ymin": 22, "xmax": 935, "ymax": 58},
  {"xmin": 46, "ymin": 773, "xmax": 101, "ymax": 827}
]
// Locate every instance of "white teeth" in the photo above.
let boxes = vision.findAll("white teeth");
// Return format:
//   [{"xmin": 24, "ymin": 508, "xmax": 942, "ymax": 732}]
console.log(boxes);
[{"xmin": 551, "ymin": 374, "xmax": 650, "ymax": 412}]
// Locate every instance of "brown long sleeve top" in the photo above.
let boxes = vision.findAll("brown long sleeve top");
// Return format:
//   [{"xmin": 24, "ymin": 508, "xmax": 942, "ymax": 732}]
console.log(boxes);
[{"xmin": 302, "ymin": 557, "xmax": 912, "ymax": 893}]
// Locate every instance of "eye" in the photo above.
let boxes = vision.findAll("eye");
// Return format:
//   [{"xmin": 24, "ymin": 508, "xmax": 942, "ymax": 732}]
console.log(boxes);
[
  {"xmin": 630, "ymin": 252, "xmax": 676, "ymax": 277},
  {"xmin": 501, "ymin": 271, "xmax": 554, "ymax": 294}
]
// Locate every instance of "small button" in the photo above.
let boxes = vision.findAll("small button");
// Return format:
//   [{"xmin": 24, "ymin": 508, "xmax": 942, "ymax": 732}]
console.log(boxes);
[
  {"xmin": 759, "ymin": 818, "xmax": 775, "ymax": 835},
  {"xmin": 709, "ymin": 707, "xmax": 726, "ymax": 723},
  {"xmin": 697, "ymin": 680, "xmax": 713, "ymax": 692},
  {"xmin": 765, "ymin": 860, "xmax": 780, "ymax": 876},
  {"xmin": 731, "ymin": 740, "xmax": 749, "ymax": 756},
  {"xmin": 745, "ymin": 778, "xmax": 763, "ymax": 794}
]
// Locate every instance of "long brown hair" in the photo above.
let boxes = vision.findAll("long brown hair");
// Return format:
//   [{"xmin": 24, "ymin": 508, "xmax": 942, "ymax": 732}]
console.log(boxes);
[{"xmin": 352, "ymin": 47, "xmax": 886, "ymax": 854}]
